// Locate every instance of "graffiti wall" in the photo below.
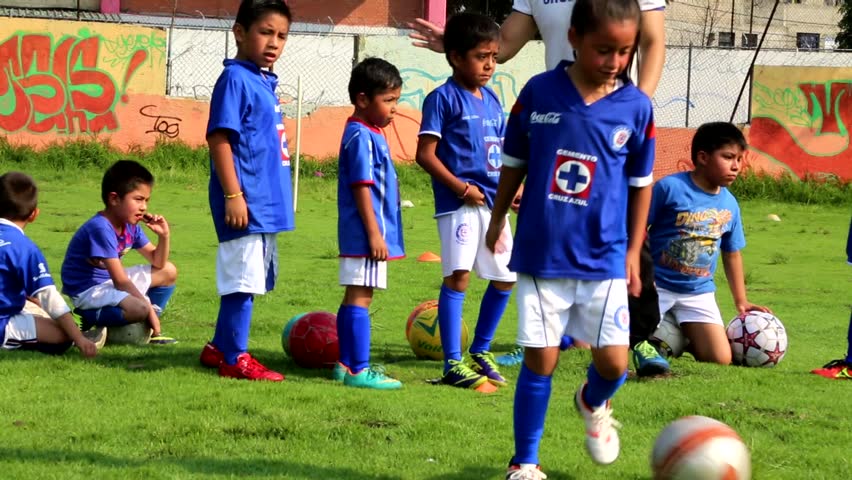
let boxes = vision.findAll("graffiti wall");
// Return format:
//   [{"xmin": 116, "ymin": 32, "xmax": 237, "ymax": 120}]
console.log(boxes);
[
  {"xmin": 750, "ymin": 65, "xmax": 852, "ymax": 179},
  {"xmin": 0, "ymin": 18, "xmax": 171, "ymax": 148}
]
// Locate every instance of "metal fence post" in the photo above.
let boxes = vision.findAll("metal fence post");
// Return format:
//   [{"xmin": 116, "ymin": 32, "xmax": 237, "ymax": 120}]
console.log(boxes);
[{"xmin": 685, "ymin": 43, "xmax": 692, "ymax": 128}]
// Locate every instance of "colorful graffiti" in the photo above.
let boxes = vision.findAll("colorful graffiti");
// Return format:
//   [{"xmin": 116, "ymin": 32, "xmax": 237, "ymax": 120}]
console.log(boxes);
[
  {"xmin": 750, "ymin": 66, "xmax": 852, "ymax": 180},
  {"xmin": 0, "ymin": 18, "xmax": 166, "ymax": 136},
  {"xmin": 398, "ymin": 68, "xmax": 520, "ymax": 114}
]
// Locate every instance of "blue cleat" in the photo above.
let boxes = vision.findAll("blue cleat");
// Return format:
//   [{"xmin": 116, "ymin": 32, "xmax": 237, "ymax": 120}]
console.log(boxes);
[
  {"xmin": 496, "ymin": 345, "xmax": 525, "ymax": 367},
  {"xmin": 632, "ymin": 340, "xmax": 671, "ymax": 377}
]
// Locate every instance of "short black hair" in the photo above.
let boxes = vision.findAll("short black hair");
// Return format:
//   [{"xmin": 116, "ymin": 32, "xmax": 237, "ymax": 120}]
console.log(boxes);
[
  {"xmin": 101, "ymin": 160, "xmax": 154, "ymax": 205},
  {"xmin": 443, "ymin": 12, "xmax": 499, "ymax": 66},
  {"xmin": 235, "ymin": 0, "xmax": 292, "ymax": 30},
  {"xmin": 348, "ymin": 57, "xmax": 402, "ymax": 103},
  {"xmin": 0, "ymin": 172, "xmax": 37, "ymax": 221},
  {"xmin": 570, "ymin": 0, "xmax": 641, "ymax": 37},
  {"xmin": 691, "ymin": 122, "xmax": 748, "ymax": 164}
]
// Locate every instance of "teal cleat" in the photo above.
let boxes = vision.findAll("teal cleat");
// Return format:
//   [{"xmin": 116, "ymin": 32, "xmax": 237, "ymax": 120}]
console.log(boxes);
[
  {"xmin": 343, "ymin": 366, "xmax": 402, "ymax": 390},
  {"xmin": 496, "ymin": 345, "xmax": 525, "ymax": 367},
  {"xmin": 331, "ymin": 362, "xmax": 347, "ymax": 382},
  {"xmin": 632, "ymin": 340, "xmax": 670, "ymax": 377}
]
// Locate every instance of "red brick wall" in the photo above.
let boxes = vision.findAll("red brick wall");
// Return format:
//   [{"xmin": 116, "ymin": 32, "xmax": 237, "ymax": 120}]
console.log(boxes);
[{"xmin": 119, "ymin": 0, "xmax": 423, "ymax": 27}]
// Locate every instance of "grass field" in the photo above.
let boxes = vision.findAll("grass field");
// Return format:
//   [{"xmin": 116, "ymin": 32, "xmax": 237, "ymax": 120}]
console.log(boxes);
[{"xmin": 0, "ymin": 160, "xmax": 850, "ymax": 480}]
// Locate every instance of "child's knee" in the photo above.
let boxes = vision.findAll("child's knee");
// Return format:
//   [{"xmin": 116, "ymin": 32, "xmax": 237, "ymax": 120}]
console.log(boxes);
[
  {"xmin": 444, "ymin": 271, "xmax": 470, "ymax": 291},
  {"xmin": 491, "ymin": 280, "xmax": 514, "ymax": 291},
  {"xmin": 121, "ymin": 298, "xmax": 150, "ymax": 322},
  {"xmin": 157, "ymin": 261, "xmax": 178, "ymax": 285}
]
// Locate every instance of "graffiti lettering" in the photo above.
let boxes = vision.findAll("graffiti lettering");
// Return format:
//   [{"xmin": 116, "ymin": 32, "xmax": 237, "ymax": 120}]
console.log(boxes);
[
  {"xmin": 0, "ymin": 32, "xmax": 147, "ymax": 135},
  {"xmin": 103, "ymin": 31, "xmax": 166, "ymax": 68},
  {"xmin": 139, "ymin": 104, "xmax": 181, "ymax": 138},
  {"xmin": 398, "ymin": 68, "xmax": 519, "ymax": 115}
]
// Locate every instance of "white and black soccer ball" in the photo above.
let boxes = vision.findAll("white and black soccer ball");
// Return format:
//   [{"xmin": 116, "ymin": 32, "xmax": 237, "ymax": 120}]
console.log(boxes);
[
  {"xmin": 652, "ymin": 312, "xmax": 689, "ymax": 358},
  {"xmin": 726, "ymin": 311, "xmax": 787, "ymax": 367}
]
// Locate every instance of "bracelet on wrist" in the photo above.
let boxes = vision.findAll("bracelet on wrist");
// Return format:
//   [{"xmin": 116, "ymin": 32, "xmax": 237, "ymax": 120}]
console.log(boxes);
[
  {"xmin": 457, "ymin": 182, "xmax": 471, "ymax": 199},
  {"xmin": 224, "ymin": 191, "xmax": 244, "ymax": 199}
]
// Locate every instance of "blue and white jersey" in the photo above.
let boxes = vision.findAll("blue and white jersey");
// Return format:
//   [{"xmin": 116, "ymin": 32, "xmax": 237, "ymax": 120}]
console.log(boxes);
[
  {"xmin": 207, "ymin": 59, "xmax": 294, "ymax": 243},
  {"xmin": 419, "ymin": 78, "xmax": 505, "ymax": 216},
  {"xmin": 337, "ymin": 118, "xmax": 405, "ymax": 259},
  {"xmin": 0, "ymin": 220, "xmax": 56, "ymax": 341},
  {"xmin": 502, "ymin": 61, "xmax": 655, "ymax": 279},
  {"xmin": 648, "ymin": 172, "xmax": 745, "ymax": 294},
  {"xmin": 61, "ymin": 214, "xmax": 150, "ymax": 297}
]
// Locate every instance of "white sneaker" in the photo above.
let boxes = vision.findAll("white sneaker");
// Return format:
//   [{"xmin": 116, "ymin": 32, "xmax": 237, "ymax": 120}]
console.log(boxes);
[
  {"xmin": 506, "ymin": 464, "xmax": 548, "ymax": 480},
  {"xmin": 574, "ymin": 384, "xmax": 622, "ymax": 465},
  {"xmin": 82, "ymin": 326, "xmax": 107, "ymax": 350}
]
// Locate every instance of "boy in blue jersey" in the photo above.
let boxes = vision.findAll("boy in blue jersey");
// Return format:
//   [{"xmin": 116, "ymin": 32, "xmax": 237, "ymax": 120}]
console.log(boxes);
[
  {"xmin": 415, "ymin": 12, "xmax": 516, "ymax": 391},
  {"xmin": 0, "ymin": 172, "xmax": 98, "ymax": 358},
  {"xmin": 811, "ymin": 216, "xmax": 852, "ymax": 380},
  {"xmin": 333, "ymin": 57, "xmax": 405, "ymax": 390},
  {"xmin": 199, "ymin": 0, "xmax": 293, "ymax": 381},
  {"xmin": 643, "ymin": 122, "xmax": 770, "ymax": 366},
  {"xmin": 62, "ymin": 160, "xmax": 178, "ymax": 346},
  {"xmin": 486, "ymin": 0, "xmax": 654, "ymax": 475}
]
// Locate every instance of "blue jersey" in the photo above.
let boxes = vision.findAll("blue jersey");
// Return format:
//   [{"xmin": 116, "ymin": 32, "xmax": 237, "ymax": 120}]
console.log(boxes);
[
  {"xmin": 61, "ymin": 214, "xmax": 150, "ymax": 297},
  {"xmin": 337, "ymin": 118, "xmax": 405, "ymax": 259},
  {"xmin": 419, "ymin": 78, "xmax": 505, "ymax": 215},
  {"xmin": 502, "ymin": 62, "xmax": 655, "ymax": 279},
  {"xmin": 0, "ymin": 220, "xmax": 56, "ymax": 342},
  {"xmin": 648, "ymin": 172, "xmax": 746, "ymax": 294},
  {"xmin": 207, "ymin": 59, "xmax": 294, "ymax": 243}
]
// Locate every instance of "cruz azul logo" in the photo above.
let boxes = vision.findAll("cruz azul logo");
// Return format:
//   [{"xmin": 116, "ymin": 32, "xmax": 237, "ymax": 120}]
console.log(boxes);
[
  {"xmin": 610, "ymin": 125, "xmax": 631, "ymax": 151},
  {"xmin": 530, "ymin": 111, "xmax": 561, "ymax": 124},
  {"xmin": 277, "ymin": 123, "xmax": 290, "ymax": 167},
  {"xmin": 485, "ymin": 137, "xmax": 502, "ymax": 176},
  {"xmin": 549, "ymin": 149, "xmax": 597, "ymax": 206}
]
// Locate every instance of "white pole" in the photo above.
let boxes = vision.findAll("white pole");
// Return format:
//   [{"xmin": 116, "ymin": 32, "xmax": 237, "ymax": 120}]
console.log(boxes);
[{"xmin": 293, "ymin": 75, "xmax": 303, "ymax": 212}]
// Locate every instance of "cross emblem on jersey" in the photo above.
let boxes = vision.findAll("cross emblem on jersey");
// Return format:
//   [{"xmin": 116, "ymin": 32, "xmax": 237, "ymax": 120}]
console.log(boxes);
[
  {"xmin": 487, "ymin": 144, "xmax": 502, "ymax": 170},
  {"xmin": 556, "ymin": 161, "xmax": 591, "ymax": 194}
]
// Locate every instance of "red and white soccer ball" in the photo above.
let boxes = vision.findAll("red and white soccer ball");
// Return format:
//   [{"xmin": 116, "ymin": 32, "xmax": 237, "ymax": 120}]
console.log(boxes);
[
  {"xmin": 725, "ymin": 311, "xmax": 787, "ymax": 367},
  {"xmin": 651, "ymin": 416, "xmax": 751, "ymax": 480},
  {"xmin": 288, "ymin": 311, "xmax": 339, "ymax": 369}
]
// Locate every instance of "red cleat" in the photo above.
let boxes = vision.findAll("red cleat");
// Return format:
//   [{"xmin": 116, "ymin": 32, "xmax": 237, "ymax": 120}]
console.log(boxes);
[
  {"xmin": 200, "ymin": 342, "xmax": 224, "ymax": 368},
  {"xmin": 811, "ymin": 359, "xmax": 852, "ymax": 380},
  {"xmin": 218, "ymin": 353, "xmax": 285, "ymax": 381}
]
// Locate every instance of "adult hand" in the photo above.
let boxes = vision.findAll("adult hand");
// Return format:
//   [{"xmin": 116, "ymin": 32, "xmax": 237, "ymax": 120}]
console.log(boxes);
[{"xmin": 408, "ymin": 18, "xmax": 445, "ymax": 53}]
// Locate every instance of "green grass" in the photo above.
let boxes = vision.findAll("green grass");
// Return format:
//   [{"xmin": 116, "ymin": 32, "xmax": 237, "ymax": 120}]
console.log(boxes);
[{"xmin": 0, "ymin": 151, "xmax": 850, "ymax": 479}]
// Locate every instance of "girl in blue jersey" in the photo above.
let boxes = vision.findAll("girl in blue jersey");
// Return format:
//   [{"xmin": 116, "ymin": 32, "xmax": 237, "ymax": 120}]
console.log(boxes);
[
  {"xmin": 486, "ymin": 0, "xmax": 655, "ymax": 476},
  {"xmin": 333, "ymin": 58, "xmax": 405, "ymax": 390},
  {"xmin": 200, "ymin": 0, "xmax": 293, "ymax": 381},
  {"xmin": 416, "ymin": 13, "xmax": 517, "ymax": 392}
]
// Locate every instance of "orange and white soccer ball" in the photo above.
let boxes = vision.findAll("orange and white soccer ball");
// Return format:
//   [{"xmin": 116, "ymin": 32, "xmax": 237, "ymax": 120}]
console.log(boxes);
[{"xmin": 651, "ymin": 416, "xmax": 751, "ymax": 480}]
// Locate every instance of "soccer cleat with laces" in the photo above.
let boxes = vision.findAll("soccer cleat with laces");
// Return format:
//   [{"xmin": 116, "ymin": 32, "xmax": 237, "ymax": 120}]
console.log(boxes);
[
  {"xmin": 442, "ymin": 359, "xmax": 489, "ymax": 389},
  {"xmin": 343, "ymin": 365, "xmax": 402, "ymax": 390},
  {"xmin": 632, "ymin": 340, "xmax": 670, "ymax": 377},
  {"xmin": 470, "ymin": 351, "xmax": 508, "ymax": 387},
  {"xmin": 811, "ymin": 359, "xmax": 852, "ymax": 380},
  {"xmin": 574, "ymin": 384, "xmax": 622, "ymax": 465},
  {"xmin": 496, "ymin": 345, "xmax": 525, "ymax": 367},
  {"xmin": 200, "ymin": 342, "xmax": 224, "ymax": 368},
  {"xmin": 219, "ymin": 353, "xmax": 285, "ymax": 381},
  {"xmin": 506, "ymin": 464, "xmax": 547, "ymax": 480}
]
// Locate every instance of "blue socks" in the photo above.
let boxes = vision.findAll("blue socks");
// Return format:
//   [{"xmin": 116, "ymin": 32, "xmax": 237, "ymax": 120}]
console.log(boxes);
[
  {"xmin": 213, "ymin": 292, "xmax": 253, "ymax": 365},
  {"xmin": 559, "ymin": 335, "xmax": 575, "ymax": 351},
  {"xmin": 582, "ymin": 363, "xmax": 627, "ymax": 409},
  {"xmin": 513, "ymin": 363, "xmax": 552, "ymax": 465},
  {"xmin": 438, "ymin": 284, "xmax": 466, "ymax": 372},
  {"xmin": 147, "ymin": 285, "xmax": 176, "ymax": 315},
  {"xmin": 846, "ymin": 309, "xmax": 852, "ymax": 364},
  {"xmin": 336, "ymin": 305, "xmax": 352, "ymax": 370},
  {"xmin": 346, "ymin": 305, "xmax": 371, "ymax": 374},
  {"xmin": 77, "ymin": 306, "xmax": 126, "ymax": 329},
  {"xmin": 469, "ymin": 283, "xmax": 511, "ymax": 354}
]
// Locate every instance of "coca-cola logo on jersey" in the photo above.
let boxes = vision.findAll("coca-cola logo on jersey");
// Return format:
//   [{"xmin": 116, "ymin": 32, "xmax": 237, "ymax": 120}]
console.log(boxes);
[{"xmin": 530, "ymin": 111, "xmax": 561, "ymax": 124}]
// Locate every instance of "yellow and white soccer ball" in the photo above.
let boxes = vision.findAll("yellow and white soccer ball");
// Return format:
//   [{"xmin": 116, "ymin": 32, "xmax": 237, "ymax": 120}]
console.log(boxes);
[{"xmin": 405, "ymin": 300, "xmax": 469, "ymax": 360}]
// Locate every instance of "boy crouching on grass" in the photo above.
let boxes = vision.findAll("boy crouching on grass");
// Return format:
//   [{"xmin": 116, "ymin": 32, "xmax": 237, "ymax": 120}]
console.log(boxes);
[{"xmin": 0, "ymin": 172, "xmax": 98, "ymax": 357}]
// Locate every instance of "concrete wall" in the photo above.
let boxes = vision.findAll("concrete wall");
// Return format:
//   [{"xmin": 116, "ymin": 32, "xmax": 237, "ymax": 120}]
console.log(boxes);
[{"xmin": 2, "ymin": 16, "xmax": 851, "ymax": 180}]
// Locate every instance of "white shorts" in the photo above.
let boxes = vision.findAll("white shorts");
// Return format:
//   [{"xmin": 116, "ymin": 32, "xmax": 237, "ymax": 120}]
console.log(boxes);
[
  {"xmin": 217, "ymin": 233, "xmax": 279, "ymax": 296},
  {"xmin": 516, "ymin": 275, "xmax": 630, "ymax": 348},
  {"xmin": 339, "ymin": 257, "xmax": 388, "ymax": 290},
  {"xmin": 657, "ymin": 288, "xmax": 723, "ymax": 325},
  {"xmin": 436, "ymin": 205, "xmax": 516, "ymax": 282},
  {"xmin": 1, "ymin": 312, "xmax": 37, "ymax": 349},
  {"xmin": 71, "ymin": 264, "xmax": 152, "ymax": 310}
]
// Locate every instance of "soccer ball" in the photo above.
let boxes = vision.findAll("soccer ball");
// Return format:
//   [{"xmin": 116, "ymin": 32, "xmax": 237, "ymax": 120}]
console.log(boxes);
[
  {"xmin": 726, "ymin": 311, "xmax": 787, "ymax": 367},
  {"xmin": 281, "ymin": 312, "xmax": 307, "ymax": 356},
  {"xmin": 106, "ymin": 323, "xmax": 152, "ymax": 345},
  {"xmin": 651, "ymin": 416, "xmax": 751, "ymax": 480},
  {"xmin": 405, "ymin": 300, "xmax": 469, "ymax": 360},
  {"xmin": 651, "ymin": 312, "xmax": 689, "ymax": 358},
  {"xmin": 288, "ymin": 311, "xmax": 339, "ymax": 369}
]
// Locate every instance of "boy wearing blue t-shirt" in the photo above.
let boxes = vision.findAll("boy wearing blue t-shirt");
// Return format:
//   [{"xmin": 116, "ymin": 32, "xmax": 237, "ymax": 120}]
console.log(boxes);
[
  {"xmin": 333, "ymin": 57, "xmax": 405, "ymax": 390},
  {"xmin": 416, "ymin": 12, "xmax": 516, "ymax": 391},
  {"xmin": 0, "ymin": 172, "xmax": 98, "ymax": 358},
  {"xmin": 199, "ymin": 0, "xmax": 293, "ymax": 381},
  {"xmin": 646, "ymin": 122, "xmax": 770, "ymax": 365},
  {"xmin": 61, "ymin": 160, "xmax": 178, "ymax": 346}
]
